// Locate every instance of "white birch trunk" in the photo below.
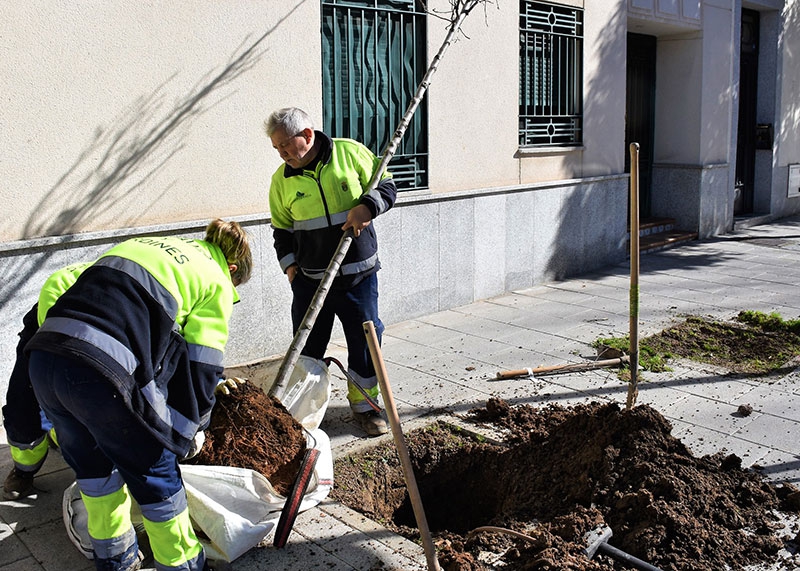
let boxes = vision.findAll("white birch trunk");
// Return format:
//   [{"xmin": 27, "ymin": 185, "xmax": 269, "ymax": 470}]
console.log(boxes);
[{"xmin": 271, "ymin": 0, "xmax": 486, "ymax": 400}]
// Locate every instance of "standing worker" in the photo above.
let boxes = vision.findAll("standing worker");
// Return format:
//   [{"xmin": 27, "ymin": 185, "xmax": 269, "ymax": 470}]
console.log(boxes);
[
  {"xmin": 26, "ymin": 219, "xmax": 252, "ymax": 571},
  {"xmin": 2, "ymin": 262, "xmax": 90, "ymax": 499},
  {"xmin": 264, "ymin": 107, "xmax": 397, "ymax": 436}
]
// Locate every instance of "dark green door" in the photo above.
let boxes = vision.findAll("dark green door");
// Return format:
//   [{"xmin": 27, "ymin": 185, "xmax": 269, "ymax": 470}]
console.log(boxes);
[
  {"xmin": 625, "ymin": 33, "xmax": 656, "ymax": 219},
  {"xmin": 321, "ymin": 0, "xmax": 428, "ymax": 192}
]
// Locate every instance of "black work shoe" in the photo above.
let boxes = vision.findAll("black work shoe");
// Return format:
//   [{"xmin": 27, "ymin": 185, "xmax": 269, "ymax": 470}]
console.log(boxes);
[
  {"xmin": 2, "ymin": 468, "xmax": 36, "ymax": 500},
  {"xmin": 95, "ymin": 547, "xmax": 143, "ymax": 571},
  {"xmin": 352, "ymin": 410, "xmax": 389, "ymax": 437}
]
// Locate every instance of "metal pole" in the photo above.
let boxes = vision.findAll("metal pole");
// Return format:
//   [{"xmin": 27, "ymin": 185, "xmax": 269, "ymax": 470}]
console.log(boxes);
[{"xmin": 626, "ymin": 142, "xmax": 640, "ymax": 410}]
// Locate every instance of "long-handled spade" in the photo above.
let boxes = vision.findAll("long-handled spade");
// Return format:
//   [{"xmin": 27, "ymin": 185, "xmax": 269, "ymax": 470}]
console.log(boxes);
[
  {"xmin": 583, "ymin": 524, "xmax": 664, "ymax": 571},
  {"xmin": 363, "ymin": 320, "xmax": 441, "ymax": 571}
]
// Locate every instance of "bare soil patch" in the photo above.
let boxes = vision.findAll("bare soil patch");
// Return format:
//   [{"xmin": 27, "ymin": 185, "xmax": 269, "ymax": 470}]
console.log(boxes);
[{"xmin": 641, "ymin": 312, "xmax": 800, "ymax": 375}]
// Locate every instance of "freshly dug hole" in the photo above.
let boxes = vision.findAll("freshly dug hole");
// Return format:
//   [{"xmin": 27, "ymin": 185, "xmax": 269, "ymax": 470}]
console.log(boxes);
[{"xmin": 331, "ymin": 400, "xmax": 800, "ymax": 571}]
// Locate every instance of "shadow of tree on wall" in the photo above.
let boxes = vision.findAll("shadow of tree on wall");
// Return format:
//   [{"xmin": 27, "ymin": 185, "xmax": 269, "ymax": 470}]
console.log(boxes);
[{"xmin": 1, "ymin": 1, "xmax": 306, "ymax": 311}]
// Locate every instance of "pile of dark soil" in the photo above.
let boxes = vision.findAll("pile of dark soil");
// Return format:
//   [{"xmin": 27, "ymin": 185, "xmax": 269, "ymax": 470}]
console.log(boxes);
[
  {"xmin": 331, "ymin": 399, "xmax": 800, "ymax": 571},
  {"xmin": 183, "ymin": 381, "xmax": 307, "ymax": 496},
  {"xmin": 191, "ymin": 311, "xmax": 800, "ymax": 569}
]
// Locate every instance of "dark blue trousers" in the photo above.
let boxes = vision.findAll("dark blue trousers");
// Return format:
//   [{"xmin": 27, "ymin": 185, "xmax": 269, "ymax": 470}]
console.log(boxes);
[
  {"xmin": 291, "ymin": 272, "xmax": 384, "ymax": 380},
  {"xmin": 28, "ymin": 351, "xmax": 183, "ymax": 505}
]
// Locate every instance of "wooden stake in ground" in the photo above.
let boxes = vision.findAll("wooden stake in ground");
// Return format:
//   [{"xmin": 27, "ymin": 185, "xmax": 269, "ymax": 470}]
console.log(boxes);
[
  {"xmin": 626, "ymin": 142, "xmax": 641, "ymax": 410},
  {"xmin": 363, "ymin": 320, "xmax": 441, "ymax": 571},
  {"xmin": 270, "ymin": 0, "xmax": 491, "ymax": 401}
]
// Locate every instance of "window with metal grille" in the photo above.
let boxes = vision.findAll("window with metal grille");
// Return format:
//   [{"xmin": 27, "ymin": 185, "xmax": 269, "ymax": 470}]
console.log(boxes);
[
  {"xmin": 519, "ymin": 1, "xmax": 583, "ymax": 147},
  {"xmin": 321, "ymin": 0, "xmax": 428, "ymax": 191}
]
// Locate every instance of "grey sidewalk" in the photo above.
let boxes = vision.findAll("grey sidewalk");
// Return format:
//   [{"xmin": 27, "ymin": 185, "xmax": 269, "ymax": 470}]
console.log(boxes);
[{"xmin": 4, "ymin": 215, "xmax": 800, "ymax": 570}]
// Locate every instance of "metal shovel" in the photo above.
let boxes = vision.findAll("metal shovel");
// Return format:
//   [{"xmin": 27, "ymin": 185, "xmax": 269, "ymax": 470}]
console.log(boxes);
[{"xmin": 583, "ymin": 525, "xmax": 664, "ymax": 571}]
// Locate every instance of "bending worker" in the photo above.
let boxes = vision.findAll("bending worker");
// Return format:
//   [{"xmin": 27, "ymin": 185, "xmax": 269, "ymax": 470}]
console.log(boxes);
[
  {"xmin": 265, "ymin": 107, "xmax": 397, "ymax": 437},
  {"xmin": 26, "ymin": 219, "xmax": 252, "ymax": 571},
  {"xmin": 3, "ymin": 262, "xmax": 90, "ymax": 500}
]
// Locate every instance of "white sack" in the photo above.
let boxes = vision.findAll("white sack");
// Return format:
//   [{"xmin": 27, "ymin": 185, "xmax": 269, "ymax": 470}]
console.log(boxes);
[
  {"xmin": 279, "ymin": 355, "xmax": 332, "ymax": 431},
  {"xmin": 64, "ymin": 428, "xmax": 333, "ymax": 562}
]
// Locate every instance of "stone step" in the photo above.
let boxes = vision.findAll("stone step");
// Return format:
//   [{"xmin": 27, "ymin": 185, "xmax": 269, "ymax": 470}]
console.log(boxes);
[
  {"xmin": 638, "ymin": 229, "xmax": 698, "ymax": 253},
  {"xmin": 637, "ymin": 217, "xmax": 674, "ymax": 237},
  {"xmin": 628, "ymin": 218, "xmax": 698, "ymax": 254}
]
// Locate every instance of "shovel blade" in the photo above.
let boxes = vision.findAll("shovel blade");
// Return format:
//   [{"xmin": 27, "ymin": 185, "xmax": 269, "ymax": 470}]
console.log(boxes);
[{"xmin": 583, "ymin": 524, "xmax": 613, "ymax": 559}]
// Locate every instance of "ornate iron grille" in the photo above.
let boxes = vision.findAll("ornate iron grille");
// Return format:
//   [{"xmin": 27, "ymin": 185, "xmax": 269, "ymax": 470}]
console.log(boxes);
[
  {"xmin": 322, "ymin": 0, "xmax": 428, "ymax": 191},
  {"xmin": 519, "ymin": 1, "xmax": 583, "ymax": 147}
]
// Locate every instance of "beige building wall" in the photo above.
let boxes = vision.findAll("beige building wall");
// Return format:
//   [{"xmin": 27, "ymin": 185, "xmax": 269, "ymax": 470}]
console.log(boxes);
[
  {"xmin": 426, "ymin": 0, "xmax": 627, "ymax": 191},
  {"xmin": 4, "ymin": 1, "xmax": 798, "ymax": 246},
  {"xmin": 426, "ymin": 0, "xmax": 521, "ymax": 191},
  {"xmin": 3, "ymin": 1, "xmax": 630, "ymax": 243},
  {"xmin": 1, "ymin": 1, "xmax": 319, "ymax": 243}
]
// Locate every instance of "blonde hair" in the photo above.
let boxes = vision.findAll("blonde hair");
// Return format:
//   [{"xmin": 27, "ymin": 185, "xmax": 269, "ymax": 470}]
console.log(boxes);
[{"xmin": 204, "ymin": 219, "xmax": 253, "ymax": 286}]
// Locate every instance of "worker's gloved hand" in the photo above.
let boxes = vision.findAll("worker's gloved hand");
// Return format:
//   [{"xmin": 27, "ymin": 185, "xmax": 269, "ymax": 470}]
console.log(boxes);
[
  {"xmin": 215, "ymin": 376, "xmax": 247, "ymax": 396},
  {"xmin": 183, "ymin": 430, "xmax": 206, "ymax": 460}
]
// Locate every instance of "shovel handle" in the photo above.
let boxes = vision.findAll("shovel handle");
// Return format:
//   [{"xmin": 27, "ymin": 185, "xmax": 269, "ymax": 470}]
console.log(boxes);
[
  {"xmin": 597, "ymin": 542, "xmax": 664, "ymax": 571},
  {"xmin": 364, "ymin": 321, "xmax": 441, "ymax": 571},
  {"xmin": 496, "ymin": 356, "xmax": 630, "ymax": 379}
]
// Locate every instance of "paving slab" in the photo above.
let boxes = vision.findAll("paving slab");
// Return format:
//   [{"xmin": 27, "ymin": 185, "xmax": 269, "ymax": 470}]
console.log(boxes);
[
  {"xmin": 0, "ymin": 521, "xmax": 33, "ymax": 570},
  {"xmin": 751, "ymin": 449, "xmax": 800, "ymax": 484},
  {"xmin": 6, "ymin": 216, "xmax": 800, "ymax": 569},
  {"xmin": 669, "ymin": 420, "xmax": 772, "ymax": 465},
  {"xmin": 662, "ymin": 391, "xmax": 757, "ymax": 434},
  {"xmin": 732, "ymin": 415, "xmax": 800, "ymax": 456},
  {"xmin": 658, "ymin": 364, "xmax": 762, "ymax": 403},
  {"xmin": 741, "ymin": 382, "xmax": 800, "ymax": 422}
]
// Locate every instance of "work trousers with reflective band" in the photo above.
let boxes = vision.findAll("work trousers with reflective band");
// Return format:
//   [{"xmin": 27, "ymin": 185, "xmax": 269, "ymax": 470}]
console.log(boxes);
[
  {"xmin": 346, "ymin": 368, "xmax": 382, "ymax": 413},
  {"xmin": 80, "ymin": 478, "xmax": 139, "ymax": 569},
  {"xmin": 291, "ymin": 272, "xmax": 384, "ymax": 411},
  {"xmin": 141, "ymin": 495, "xmax": 204, "ymax": 571},
  {"xmin": 9, "ymin": 435, "xmax": 48, "ymax": 474},
  {"xmin": 81, "ymin": 474, "xmax": 204, "ymax": 571},
  {"xmin": 28, "ymin": 350, "xmax": 205, "ymax": 571},
  {"xmin": 8, "ymin": 424, "xmax": 57, "ymax": 474}
]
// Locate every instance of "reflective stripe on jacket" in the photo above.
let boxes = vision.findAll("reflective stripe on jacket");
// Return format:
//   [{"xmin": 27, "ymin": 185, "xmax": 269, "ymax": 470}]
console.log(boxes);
[
  {"xmin": 26, "ymin": 237, "xmax": 238, "ymax": 457},
  {"xmin": 269, "ymin": 131, "xmax": 397, "ymax": 284}
]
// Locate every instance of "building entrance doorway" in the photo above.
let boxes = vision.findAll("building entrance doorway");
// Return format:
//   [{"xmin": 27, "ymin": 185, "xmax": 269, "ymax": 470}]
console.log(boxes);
[
  {"xmin": 734, "ymin": 9, "xmax": 760, "ymax": 215},
  {"xmin": 625, "ymin": 33, "xmax": 656, "ymax": 219}
]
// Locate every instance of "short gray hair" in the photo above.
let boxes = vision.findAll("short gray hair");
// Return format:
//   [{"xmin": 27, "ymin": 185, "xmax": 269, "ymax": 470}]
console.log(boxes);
[{"xmin": 264, "ymin": 107, "xmax": 314, "ymax": 137}]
